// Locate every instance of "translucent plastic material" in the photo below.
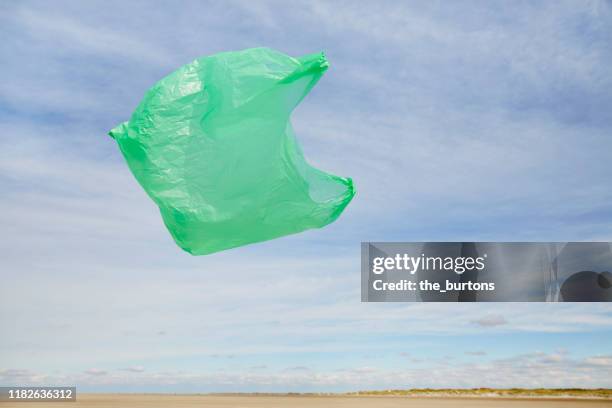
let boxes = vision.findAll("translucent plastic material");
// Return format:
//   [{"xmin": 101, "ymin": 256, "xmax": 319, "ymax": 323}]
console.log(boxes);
[{"xmin": 109, "ymin": 48, "xmax": 355, "ymax": 255}]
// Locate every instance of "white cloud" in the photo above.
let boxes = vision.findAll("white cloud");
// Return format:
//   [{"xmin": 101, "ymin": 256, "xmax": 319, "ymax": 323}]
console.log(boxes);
[
  {"xmin": 2, "ymin": 351, "xmax": 611, "ymax": 391},
  {"xmin": 471, "ymin": 315, "xmax": 508, "ymax": 327},
  {"xmin": 121, "ymin": 366, "xmax": 145, "ymax": 373},
  {"xmin": 465, "ymin": 351, "xmax": 487, "ymax": 356},
  {"xmin": 84, "ymin": 369, "xmax": 107, "ymax": 377},
  {"xmin": 585, "ymin": 355, "xmax": 612, "ymax": 366},
  {"xmin": 11, "ymin": 7, "xmax": 172, "ymax": 66}
]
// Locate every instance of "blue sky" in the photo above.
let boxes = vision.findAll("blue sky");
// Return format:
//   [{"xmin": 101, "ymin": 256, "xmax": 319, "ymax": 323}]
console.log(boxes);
[{"xmin": 1, "ymin": 0, "xmax": 612, "ymax": 392}]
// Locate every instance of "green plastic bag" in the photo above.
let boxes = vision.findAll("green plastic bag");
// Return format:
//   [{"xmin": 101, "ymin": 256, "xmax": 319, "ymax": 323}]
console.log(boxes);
[{"xmin": 109, "ymin": 48, "xmax": 355, "ymax": 255}]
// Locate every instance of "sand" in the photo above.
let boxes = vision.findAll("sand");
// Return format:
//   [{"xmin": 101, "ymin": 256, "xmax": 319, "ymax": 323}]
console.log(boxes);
[{"xmin": 1, "ymin": 394, "xmax": 611, "ymax": 408}]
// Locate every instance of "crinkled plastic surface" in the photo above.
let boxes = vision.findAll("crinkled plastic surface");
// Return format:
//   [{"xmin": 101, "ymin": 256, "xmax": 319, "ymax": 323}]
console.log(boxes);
[{"xmin": 109, "ymin": 48, "xmax": 355, "ymax": 255}]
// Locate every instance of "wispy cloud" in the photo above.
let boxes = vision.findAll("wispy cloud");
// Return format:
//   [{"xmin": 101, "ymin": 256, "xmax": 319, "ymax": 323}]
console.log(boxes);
[
  {"xmin": 11, "ymin": 8, "xmax": 171, "ymax": 65},
  {"xmin": 2, "ymin": 351, "xmax": 611, "ymax": 391},
  {"xmin": 471, "ymin": 315, "xmax": 508, "ymax": 328},
  {"xmin": 120, "ymin": 366, "xmax": 145, "ymax": 373},
  {"xmin": 84, "ymin": 369, "xmax": 107, "ymax": 377}
]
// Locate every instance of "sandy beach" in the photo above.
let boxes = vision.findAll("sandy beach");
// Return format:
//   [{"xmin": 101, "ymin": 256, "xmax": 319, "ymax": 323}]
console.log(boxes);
[{"xmin": 1, "ymin": 394, "xmax": 611, "ymax": 408}]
